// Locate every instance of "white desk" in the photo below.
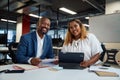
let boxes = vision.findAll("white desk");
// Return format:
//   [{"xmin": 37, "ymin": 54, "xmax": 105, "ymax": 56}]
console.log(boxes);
[{"xmin": 0, "ymin": 64, "xmax": 120, "ymax": 80}]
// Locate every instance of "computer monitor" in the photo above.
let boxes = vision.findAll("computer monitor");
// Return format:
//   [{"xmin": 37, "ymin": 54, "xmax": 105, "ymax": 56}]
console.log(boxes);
[{"xmin": 0, "ymin": 34, "xmax": 7, "ymax": 45}]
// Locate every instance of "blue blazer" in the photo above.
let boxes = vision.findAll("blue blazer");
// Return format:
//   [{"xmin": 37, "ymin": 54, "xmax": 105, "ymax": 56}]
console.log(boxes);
[{"xmin": 16, "ymin": 31, "xmax": 54, "ymax": 64}]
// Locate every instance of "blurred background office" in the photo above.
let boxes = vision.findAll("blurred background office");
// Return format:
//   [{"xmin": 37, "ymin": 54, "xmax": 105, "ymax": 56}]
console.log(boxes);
[{"xmin": 0, "ymin": 0, "xmax": 105, "ymax": 46}]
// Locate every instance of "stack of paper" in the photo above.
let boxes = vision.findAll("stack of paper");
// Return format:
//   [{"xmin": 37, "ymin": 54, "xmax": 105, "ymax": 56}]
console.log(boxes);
[
  {"xmin": 13, "ymin": 59, "xmax": 58, "ymax": 70},
  {"xmin": 13, "ymin": 64, "xmax": 39, "ymax": 70},
  {"xmin": 48, "ymin": 65, "xmax": 63, "ymax": 71},
  {"xmin": 41, "ymin": 59, "xmax": 57, "ymax": 64},
  {"xmin": 89, "ymin": 65, "xmax": 119, "ymax": 77},
  {"xmin": 95, "ymin": 71, "xmax": 119, "ymax": 77}
]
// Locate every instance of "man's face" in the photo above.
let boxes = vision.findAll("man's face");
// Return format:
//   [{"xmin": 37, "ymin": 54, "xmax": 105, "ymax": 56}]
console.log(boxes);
[{"xmin": 37, "ymin": 18, "xmax": 50, "ymax": 34}]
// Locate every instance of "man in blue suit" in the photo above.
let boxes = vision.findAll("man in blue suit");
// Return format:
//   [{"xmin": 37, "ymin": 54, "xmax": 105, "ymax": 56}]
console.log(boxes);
[{"xmin": 16, "ymin": 17, "xmax": 54, "ymax": 65}]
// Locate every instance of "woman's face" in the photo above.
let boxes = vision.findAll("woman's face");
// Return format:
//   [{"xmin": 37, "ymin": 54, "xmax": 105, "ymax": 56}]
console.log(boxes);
[{"xmin": 69, "ymin": 21, "xmax": 81, "ymax": 39}]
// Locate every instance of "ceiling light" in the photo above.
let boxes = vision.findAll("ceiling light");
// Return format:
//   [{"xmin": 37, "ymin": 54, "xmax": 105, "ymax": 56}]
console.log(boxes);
[
  {"xmin": 16, "ymin": 9, "xmax": 23, "ymax": 14},
  {"xmin": 59, "ymin": 7, "xmax": 77, "ymax": 15},
  {"xmin": 29, "ymin": 14, "xmax": 42, "ymax": 18},
  {"xmin": 83, "ymin": 24, "xmax": 89, "ymax": 27},
  {"xmin": 85, "ymin": 17, "xmax": 89, "ymax": 19},
  {"xmin": 1, "ymin": 19, "xmax": 16, "ymax": 23}
]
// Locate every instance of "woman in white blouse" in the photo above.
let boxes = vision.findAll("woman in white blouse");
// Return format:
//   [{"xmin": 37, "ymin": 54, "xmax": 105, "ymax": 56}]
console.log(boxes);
[{"xmin": 61, "ymin": 19, "xmax": 103, "ymax": 67}]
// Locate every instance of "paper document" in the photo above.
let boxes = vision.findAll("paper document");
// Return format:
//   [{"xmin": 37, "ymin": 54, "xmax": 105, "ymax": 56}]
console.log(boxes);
[
  {"xmin": 48, "ymin": 65, "xmax": 63, "ymax": 71},
  {"xmin": 89, "ymin": 65, "xmax": 120, "ymax": 77},
  {"xmin": 89, "ymin": 65, "xmax": 120, "ymax": 74},
  {"xmin": 39, "ymin": 59, "xmax": 57, "ymax": 67},
  {"xmin": 13, "ymin": 59, "xmax": 58, "ymax": 70},
  {"xmin": 13, "ymin": 64, "xmax": 39, "ymax": 70},
  {"xmin": 41, "ymin": 59, "xmax": 58, "ymax": 63},
  {"xmin": 95, "ymin": 71, "xmax": 119, "ymax": 77}
]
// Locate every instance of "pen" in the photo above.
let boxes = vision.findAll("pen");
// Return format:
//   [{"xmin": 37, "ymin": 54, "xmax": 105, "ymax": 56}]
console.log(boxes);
[{"xmin": 99, "ymin": 67, "xmax": 108, "ymax": 70}]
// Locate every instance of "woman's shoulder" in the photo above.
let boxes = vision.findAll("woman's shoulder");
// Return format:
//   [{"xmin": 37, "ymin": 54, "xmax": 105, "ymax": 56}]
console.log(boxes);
[
  {"xmin": 87, "ymin": 33, "xmax": 100, "ymax": 43},
  {"xmin": 87, "ymin": 33, "xmax": 96, "ymax": 38}
]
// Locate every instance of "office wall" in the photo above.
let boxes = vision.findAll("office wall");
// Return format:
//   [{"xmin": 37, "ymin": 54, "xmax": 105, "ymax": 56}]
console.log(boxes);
[
  {"xmin": 104, "ymin": 43, "xmax": 120, "ymax": 49},
  {"xmin": 106, "ymin": 0, "xmax": 120, "ymax": 14},
  {"xmin": 89, "ymin": 13, "xmax": 120, "ymax": 43}
]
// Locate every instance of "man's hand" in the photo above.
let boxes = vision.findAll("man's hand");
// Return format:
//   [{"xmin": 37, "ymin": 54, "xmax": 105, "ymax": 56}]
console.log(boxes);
[
  {"xmin": 31, "ymin": 58, "xmax": 41, "ymax": 66},
  {"xmin": 53, "ymin": 56, "xmax": 59, "ymax": 64},
  {"xmin": 53, "ymin": 59, "xmax": 59, "ymax": 65}
]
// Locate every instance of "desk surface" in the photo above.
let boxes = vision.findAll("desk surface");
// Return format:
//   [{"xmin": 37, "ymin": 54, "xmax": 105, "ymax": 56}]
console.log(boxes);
[
  {"xmin": 0, "ymin": 64, "xmax": 120, "ymax": 80},
  {"xmin": 0, "ymin": 47, "xmax": 17, "ymax": 54},
  {"xmin": 0, "ymin": 47, "xmax": 8, "ymax": 51}
]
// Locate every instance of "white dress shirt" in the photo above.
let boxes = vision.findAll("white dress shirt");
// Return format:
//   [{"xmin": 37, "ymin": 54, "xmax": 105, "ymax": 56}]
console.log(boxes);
[
  {"xmin": 28, "ymin": 31, "xmax": 44, "ymax": 64},
  {"xmin": 62, "ymin": 33, "xmax": 103, "ymax": 61},
  {"xmin": 36, "ymin": 31, "xmax": 44, "ymax": 58}
]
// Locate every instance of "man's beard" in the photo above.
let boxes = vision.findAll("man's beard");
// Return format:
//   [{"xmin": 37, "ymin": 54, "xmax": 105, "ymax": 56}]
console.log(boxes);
[{"xmin": 39, "ymin": 27, "xmax": 49, "ymax": 34}]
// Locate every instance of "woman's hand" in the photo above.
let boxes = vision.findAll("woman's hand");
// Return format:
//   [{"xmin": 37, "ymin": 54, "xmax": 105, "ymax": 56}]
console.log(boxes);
[
  {"xmin": 80, "ymin": 61, "xmax": 90, "ymax": 67},
  {"xmin": 80, "ymin": 53, "xmax": 100, "ymax": 67}
]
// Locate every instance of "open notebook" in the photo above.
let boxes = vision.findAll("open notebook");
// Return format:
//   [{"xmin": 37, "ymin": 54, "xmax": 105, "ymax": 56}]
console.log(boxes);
[
  {"xmin": 95, "ymin": 71, "xmax": 119, "ymax": 77},
  {"xmin": 13, "ymin": 59, "xmax": 57, "ymax": 70}
]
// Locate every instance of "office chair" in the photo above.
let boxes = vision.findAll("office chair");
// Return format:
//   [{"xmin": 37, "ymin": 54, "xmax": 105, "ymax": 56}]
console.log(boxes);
[
  {"xmin": 100, "ymin": 43, "xmax": 119, "ymax": 65},
  {"xmin": 105, "ymin": 49, "xmax": 119, "ymax": 64},
  {"xmin": 52, "ymin": 38, "xmax": 64, "ymax": 47},
  {"xmin": 8, "ymin": 42, "xmax": 19, "ymax": 63},
  {"xmin": 99, "ymin": 43, "xmax": 106, "ymax": 61}
]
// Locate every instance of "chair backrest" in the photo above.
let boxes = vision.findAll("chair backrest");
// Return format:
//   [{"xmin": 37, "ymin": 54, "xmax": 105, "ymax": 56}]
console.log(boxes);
[
  {"xmin": 99, "ymin": 43, "xmax": 106, "ymax": 61},
  {"xmin": 8, "ymin": 42, "xmax": 19, "ymax": 63},
  {"xmin": 52, "ymin": 38, "xmax": 64, "ymax": 47},
  {"xmin": 105, "ymin": 49, "xmax": 119, "ymax": 64}
]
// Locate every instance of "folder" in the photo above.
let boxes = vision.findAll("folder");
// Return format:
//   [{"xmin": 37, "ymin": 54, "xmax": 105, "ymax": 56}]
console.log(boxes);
[
  {"xmin": 13, "ymin": 64, "xmax": 39, "ymax": 70},
  {"xmin": 95, "ymin": 71, "xmax": 119, "ymax": 77}
]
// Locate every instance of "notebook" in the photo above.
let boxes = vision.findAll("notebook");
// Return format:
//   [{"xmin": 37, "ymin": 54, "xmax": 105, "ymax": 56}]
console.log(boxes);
[
  {"xmin": 95, "ymin": 71, "xmax": 119, "ymax": 77},
  {"xmin": 59, "ymin": 52, "xmax": 85, "ymax": 69}
]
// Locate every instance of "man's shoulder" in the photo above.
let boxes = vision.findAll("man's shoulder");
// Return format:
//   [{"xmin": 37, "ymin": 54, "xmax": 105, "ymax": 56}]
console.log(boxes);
[
  {"xmin": 22, "ymin": 31, "xmax": 36, "ymax": 37},
  {"xmin": 21, "ymin": 31, "xmax": 36, "ymax": 41}
]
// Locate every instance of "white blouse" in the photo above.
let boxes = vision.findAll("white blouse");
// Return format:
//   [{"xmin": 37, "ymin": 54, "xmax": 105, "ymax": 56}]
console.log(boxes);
[{"xmin": 61, "ymin": 33, "xmax": 103, "ymax": 61}]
